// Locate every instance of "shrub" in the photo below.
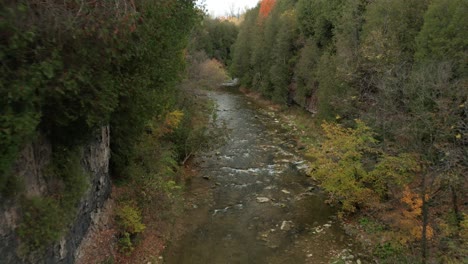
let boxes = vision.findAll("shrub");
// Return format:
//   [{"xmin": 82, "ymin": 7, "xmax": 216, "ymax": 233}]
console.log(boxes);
[
  {"xmin": 118, "ymin": 232, "xmax": 134, "ymax": 255},
  {"xmin": 307, "ymin": 120, "xmax": 418, "ymax": 213},
  {"xmin": 17, "ymin": 197, "xmax": 64, "ymax": 250},
  {"xmin": 115, "ymin": 203, "xmax": 145, "ymax": 254},
  {"xmin": 116, "ymin": 204, "xmax": 146, "ymax": 235}
]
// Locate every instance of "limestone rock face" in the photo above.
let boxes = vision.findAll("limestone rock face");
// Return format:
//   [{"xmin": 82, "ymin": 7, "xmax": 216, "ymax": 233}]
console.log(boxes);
[{"xmin": 0, "ymin": 126, "xmax": 112, "ymax": 264}]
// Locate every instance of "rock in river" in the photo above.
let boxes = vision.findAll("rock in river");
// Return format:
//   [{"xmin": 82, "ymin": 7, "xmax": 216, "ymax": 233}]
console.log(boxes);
[
  {"xmin": 280, "ymin": 221, "xmax": 293, "ymax": 231},
  {"xmin": 256, "ymin": 197, "xmax": 270, "ymax": 203}
]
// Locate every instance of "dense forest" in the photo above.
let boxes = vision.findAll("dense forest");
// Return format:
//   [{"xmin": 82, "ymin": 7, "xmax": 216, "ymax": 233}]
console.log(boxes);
[
  {"xmin": 226, "ymin": 0, "xmax": 467, "ymax": 263},
  {"xmin": 1, "ymin": 0, "xmax": 203, "ymax": 258}
]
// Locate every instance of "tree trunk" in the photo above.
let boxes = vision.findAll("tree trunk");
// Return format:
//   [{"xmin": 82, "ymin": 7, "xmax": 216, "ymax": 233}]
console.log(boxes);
[{"xmin": 450, "ymin": 184, "xmax": 461, "ymax": 229}]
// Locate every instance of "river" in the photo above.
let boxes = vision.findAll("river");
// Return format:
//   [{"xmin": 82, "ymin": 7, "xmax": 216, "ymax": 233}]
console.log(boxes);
[{"xmin": 163, "ymin": 89, "xmax": 362, "ymax": 264}]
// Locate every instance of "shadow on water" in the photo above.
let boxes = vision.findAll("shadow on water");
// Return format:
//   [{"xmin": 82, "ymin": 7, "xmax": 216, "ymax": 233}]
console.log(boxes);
[{"xmin": 163, "ymin": 88, "xmax": 362, "ymax": 264}]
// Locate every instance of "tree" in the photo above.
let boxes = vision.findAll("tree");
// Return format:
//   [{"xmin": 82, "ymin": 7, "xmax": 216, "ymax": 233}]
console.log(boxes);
[
  {"xmin": 415, "ymin": 0, "xmax": 468, "ymax": 77},
  {"xmin": 193, "ymin": 18, "xmax": 239, "ymax": 65},
  {"xmin": 296, "ymin": 0, "xmax": 343, "ymax": 48},
  {"xmin": 259, "ymin": 0, "xmax": 276, "ymax": 18},
  {"xmin": 402, "ymin": 62, "xmax": 467, "ymax": 262},
  {"xmin": 230, "ymin": 7, "xmax": 259, "ymax": 86},
  {"xmin": 358, "ymin": 0, "xmax": 429, "ymax": 143},
  {"xmin": 293, "ymin": 39, "xmax": 320, "ymax": 111},
  {"xmin": 269, "ymin": 8, "xmax": 299, "ymax": 103}
]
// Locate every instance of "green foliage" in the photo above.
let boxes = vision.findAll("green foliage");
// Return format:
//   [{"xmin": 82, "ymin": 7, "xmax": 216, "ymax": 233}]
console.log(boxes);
[
  {"xmin": 269, "ymin": 9, "xmax": 299, "ymax": 103},
  {"xmin": 415, "ymin": 0, "xmax": 468, "ymax": 76},
  {"xmin": 294, "ymin": 39, "xmax": 320, "ymax": 107},
  {"xmin": 123, "ymin": 130, "xmax": 181, "ymax": 205},
  {"xmin": 296, "ymin": 0, "xmax": 343, "ymax": 48},
  {"xmin": 17, "ymin": 197, "xmax": 63, "ymax": 250},
  {"xmin": 190, "ymin": 18, "xmax": 239, "ymax": 65},
  {"xmin": 231, "ymin": 0, "xmax": 299, "ymax": 102},
  {"xmin": 110, "ymin": 0, "xmax": 199, "ymax": 178},
  {"xmin": 1, "ymin": 0, "xmax": 199, "ymax": 193},
  {"xmin": 373, "ymin": 242, "xmax": 405, "ymax": 262},
  {"xmin": 100, "ymin": 256, "xmax": 115, "ymax": 264},
  {"xmin": 308, "ymin": 120, "xmax": 377, "ymax": 212},
  {"xmin": 371, "ymin": 240, "xmax": 421, "ymax": 263},
  {"xmin": 115, "ymin": 203, "xmax": 145, "ymax": 254},
  {"xmin": 118, "ymin": 232, "xmax": 134, "ymax": 255},
  {"xmin": 357, "ymin": 0, "xmax": 429, "ymax": 127},
  {"xmin": 360, "ymin": 0, "xmax": 429, "ymax": 66},
  {"xmin": 116, "ymin": 204, "xmax": 146, "ymax": 234},
  {"xmin": 461, "ymin": 214, "xmax": 468, "ymax": 243},
  {"xmin": 230, "ymin": 7, "xmax": 259, "ymax": 86},
  {"xmin": 17, "ymin": 147, "xmax": 88, "ymax": 251},
  {"xmin": 359, "ymin": 217, "xmax": 385, "ymax": 234},
  {"xmin": 48, "ymin": 147, "xmax": 89, "ymax": 211},
  {"xmin": 315, "ymin": 53, "xmax": 350, "ymax": 120},
  {"xmin": 368, "ymin": 153, "xmax": 419, "ymax": 196},
  {"xmin": 0, "ymin": 4, "xmax": 41, "ymax": 196},
  {"xmin": 170, "ymin": 109, "xmax": 207, "ymax": 163}
]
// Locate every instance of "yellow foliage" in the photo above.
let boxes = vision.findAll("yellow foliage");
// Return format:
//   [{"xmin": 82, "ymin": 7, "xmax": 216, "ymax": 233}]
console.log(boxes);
[
  {"xmin": 307, "ymin": 120, "xmax": 379, "ymax": 212},
  {"xmin": 411, "ymin": 225, "xmax": 434, "ymax": 240},
  {"xmin": 308, "ymin": 120, "xmax": 419, "ymax": 214},
  {"xmin": 116, "ymin": 204, "xmax": 146, "ymax": 234},
  {"xmin": 163, "ymin": 110, "xmax": 184, "ymax": 133},
  {"xmin": 461, "ymin": 214, "xmax": 468, "ymax": 241},
  {"xmin": 368, "ymin": 153, "xmax": 419, "ymax": 196}
]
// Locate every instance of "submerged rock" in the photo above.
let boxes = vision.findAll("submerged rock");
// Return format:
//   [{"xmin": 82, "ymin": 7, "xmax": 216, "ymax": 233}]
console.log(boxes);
[
  {"xmin": 280, "ymin": 221, "xmax": 293, "ymax": 231},
  {"xmin": 256, "ymin": 197, "xmax": 270, "ymax": 203}
]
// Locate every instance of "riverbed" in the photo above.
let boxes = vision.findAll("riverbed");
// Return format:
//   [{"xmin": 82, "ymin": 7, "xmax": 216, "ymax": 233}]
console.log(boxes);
[{"xmin": 163, "ymin": 88, "xmax": 362, "ymax": 264}]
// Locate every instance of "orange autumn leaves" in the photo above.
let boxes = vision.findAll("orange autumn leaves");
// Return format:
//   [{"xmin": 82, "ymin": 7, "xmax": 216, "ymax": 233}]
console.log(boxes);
[
  {"xmin": 400, "ymin": 187, "xmax": 434, "ymax": 241},
  {"xmin": 259, "ymin": 0, "xmax": 276, "ymax": 18}
]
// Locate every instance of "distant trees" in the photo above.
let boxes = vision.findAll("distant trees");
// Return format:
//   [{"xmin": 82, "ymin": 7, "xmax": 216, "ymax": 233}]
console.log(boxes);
[
  {"xmin": 230, "ymin": 0, "xmax": 467, "ymax": 262},
  {"xmin": 189, "ymin": 17, "xmax": 238, "ymax": 66},
  {"xmin": 231, "ymin": 0, "xmax": 298, "ymax": 101},
  {"xmin": 231, "ymin": 6, "xmax": 259, "ymax": 86}
]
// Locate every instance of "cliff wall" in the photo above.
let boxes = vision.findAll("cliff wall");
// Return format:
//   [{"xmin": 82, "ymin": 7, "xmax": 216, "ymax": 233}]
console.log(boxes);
[{"xmin": 0, "ymin": 126, "xmax": 111, "ymax": 263}]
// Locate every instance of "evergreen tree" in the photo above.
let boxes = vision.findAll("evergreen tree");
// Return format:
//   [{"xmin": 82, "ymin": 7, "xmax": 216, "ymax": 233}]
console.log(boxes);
[
  {"xmin": 269, "ymin": 8, "xmax": 299, "ymax": 103},
  {"xmin": 415, "ymin": 0, "xmax": 468, "ymax": 77},
  {"xmin": 230, "ymin": 7, "xmax": 259, "ymax": 86},
  {"xmin": 294, "ymin": 39, "xmax": 320, "ymax": 110}
]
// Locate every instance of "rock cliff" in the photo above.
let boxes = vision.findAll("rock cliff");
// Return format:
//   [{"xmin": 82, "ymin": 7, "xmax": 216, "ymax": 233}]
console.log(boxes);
[{"xmin": 0, "ymin": 126, "xmax": 111, "ymax": 263}]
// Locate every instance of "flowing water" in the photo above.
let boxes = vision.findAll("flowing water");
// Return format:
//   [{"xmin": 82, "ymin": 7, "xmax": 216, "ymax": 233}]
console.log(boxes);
[{"xmin": 163, "ymin": 89, "xmax": 362, "ymax": 264}]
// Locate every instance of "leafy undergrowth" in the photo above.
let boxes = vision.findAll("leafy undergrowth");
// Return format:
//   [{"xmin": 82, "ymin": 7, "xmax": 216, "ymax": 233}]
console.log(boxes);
[{"xmin": 76, "ymin": 184, "xmax": 179, "ymax": 264}]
